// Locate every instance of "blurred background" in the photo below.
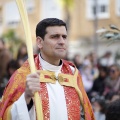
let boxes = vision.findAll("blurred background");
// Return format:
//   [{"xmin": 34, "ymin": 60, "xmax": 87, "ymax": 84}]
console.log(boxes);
[{"xmin": 0, "ymin": 0, "xmax": 120, "ymax": 120}]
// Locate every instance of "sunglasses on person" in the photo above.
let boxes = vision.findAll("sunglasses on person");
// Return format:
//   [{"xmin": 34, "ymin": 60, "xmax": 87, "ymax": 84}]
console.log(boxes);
[{"xmin": 110, "ymin": 69, "xmax": 117, "ymax": 74}]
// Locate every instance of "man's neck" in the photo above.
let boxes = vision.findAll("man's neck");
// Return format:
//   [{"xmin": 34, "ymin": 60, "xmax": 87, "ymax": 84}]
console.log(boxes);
[
  {"xmin": 39, "ymin": 54, "xmax": 62, "ymax": 72},
  {"xmin": 40, "ymin": 54, "xmax": 62, "ymax": 66}
]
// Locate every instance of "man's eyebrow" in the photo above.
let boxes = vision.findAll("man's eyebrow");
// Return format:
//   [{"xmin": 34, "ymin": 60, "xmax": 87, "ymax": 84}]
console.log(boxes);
[
  {"xmin": 62, "ymin": 34, "xmax": 67, "ymax": 37},
  {"xmin": 50, "ymin": 33, "xmax": 67, "ymax": 36}
]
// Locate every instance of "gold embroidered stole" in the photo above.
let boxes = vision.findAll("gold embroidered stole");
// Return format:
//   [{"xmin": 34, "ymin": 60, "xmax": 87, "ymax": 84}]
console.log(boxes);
[
  {"xmin": 40, "ymin": 70, "xmax": 83, "ymax": 120},
  {"xmin": 36, "ymin": 57, "xmax": 81, "ymax": 120}
]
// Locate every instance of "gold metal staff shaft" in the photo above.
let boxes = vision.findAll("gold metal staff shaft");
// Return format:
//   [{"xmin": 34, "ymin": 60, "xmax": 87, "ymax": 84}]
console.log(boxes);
[{"xmin": 15, "ymin": 0, "xmax": 43, "ymax": 119}]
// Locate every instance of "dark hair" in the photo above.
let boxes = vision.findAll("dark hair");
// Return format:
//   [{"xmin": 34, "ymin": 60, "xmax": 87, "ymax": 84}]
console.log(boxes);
[
  {"xmin": 106, "ymin": 99, "xmax": 120, "ymax": 120},
  {"xmin": 36, "ymin": 18, "xmax": 67, "ymax": 39},
  {"xmin": 6, "ymin": 59, "xmax": 19, "ymax": 77},
  {"xmin": 7, "ymin": 60, "xmax": 19, "ymax": 71}
]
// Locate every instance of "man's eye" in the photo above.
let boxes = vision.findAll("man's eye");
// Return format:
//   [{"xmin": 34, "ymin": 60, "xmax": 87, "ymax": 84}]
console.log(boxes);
[
  {"xmin": 62, "ymin": 35, "xmax": 67, "ymax": 39},
  {"xmin": 51, "ymin": 35, "xmax": 59, "ymax": 38}
]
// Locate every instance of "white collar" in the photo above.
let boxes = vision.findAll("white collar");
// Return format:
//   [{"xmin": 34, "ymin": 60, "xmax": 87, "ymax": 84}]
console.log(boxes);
[{"xmin": 39, "ymin": 54, "xmax": 62, "ymax": 72}]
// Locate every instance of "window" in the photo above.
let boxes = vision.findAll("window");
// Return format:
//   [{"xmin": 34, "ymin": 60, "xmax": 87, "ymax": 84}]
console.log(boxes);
[
  {"xmin": 116, "ymin": 0, "xmax": 120, "ymax": 16},
  {"xmin": 25, "ymin": 0, "xmax": 35, "ymax": 13},
  {"xmin": 93, "ymin": 6, "xmax": 97, "ymax": 15},
  {"xmin": 86, "ymin": 0, "xmax": 110, "ymax": 19},
  {"xmin": 41, "ymin": 0, "xmax": 62, "ymax": 19},
  {"xmin": 101, "ymin": 5, "xmax": 106, "ymax": 13},
  {"xmin": 4, "ymin": 1, "xmax": 20, "ymax": 27}
]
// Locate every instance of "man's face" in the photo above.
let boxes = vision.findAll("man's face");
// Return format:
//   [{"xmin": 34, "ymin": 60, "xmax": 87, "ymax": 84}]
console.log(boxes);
[
  {"xmin": 37, "ymin": 26, "xmax": 68, "ymax": 65},
  {"xmin": 110, "ymin": 66, "xmax": 120, "ymax": 79}
]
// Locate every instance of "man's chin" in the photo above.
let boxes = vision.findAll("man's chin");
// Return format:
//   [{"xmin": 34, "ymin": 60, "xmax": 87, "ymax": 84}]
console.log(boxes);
[{"xmin": 57, "ymin": 54, "xmax": 67, "ymax": 59}]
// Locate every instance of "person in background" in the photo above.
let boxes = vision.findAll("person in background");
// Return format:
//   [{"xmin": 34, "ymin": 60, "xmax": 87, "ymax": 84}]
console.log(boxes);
[
  {"xmin": 17, "ymin": 43, "xmax": 28, "ymax": 67},
  {"xmin": 0, "ymin": 38, "xmax": 12, "ymax": 81},
  {"xmin": 81, "ymin": 58, "xmax": 94, "ymax": 95},
  {"xmin": 0, "ymin": 59, "xmax": 19, "ymax": 97},
  {"xmin": 6, "ymin": 59, "xmax": 20, "ymax": 80},
  {"xmin": 92, "ymin": 66, "xmax": 108, "ymax": 95},
  {"xmin": 104, "ymin": 91, "xmax": 120, "ymax": 104},
  {"xmin": 73, "ymin": 54, "xmax": 83, "ymax": 70},
  {"xmin": 0, "ymin": 18, "xmax": 95, "ymax": 120},
  {"xmin": 91, "ymin": 95, "xmax": 106, "ymax": 120},
  {"xmin": 104, "ymin": 64, "xmax": 120, "ymax": 95},
  {"xmin": 98, "ymin": 51, "xmax": 114, "ymax": 67},
  {"xmin": 0, "ymin": 38, "xmax": 12, "ymax": 97},
  {"xmin": 105, "ymin": 99, "xmax": 120, "ymax": 120}
]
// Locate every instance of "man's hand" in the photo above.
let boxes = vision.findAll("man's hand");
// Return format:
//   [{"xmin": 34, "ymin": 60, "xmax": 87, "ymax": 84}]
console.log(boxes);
[{"xmin": 25, "ymin": 71, "xmax": 40, "ymax": 104}]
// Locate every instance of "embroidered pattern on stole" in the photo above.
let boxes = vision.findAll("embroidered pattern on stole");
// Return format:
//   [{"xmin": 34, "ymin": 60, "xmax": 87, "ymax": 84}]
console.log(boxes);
[
  {"xmin": 61, "ymin": 61, "xmax": 81, "ymax": 120},
  {"xmin": 35, "ymin": 56, "xmax": 81, "ymax": 120},
  {"xmin": 35, "ymin": 57, "xmax": 50, "ymax": 120}
]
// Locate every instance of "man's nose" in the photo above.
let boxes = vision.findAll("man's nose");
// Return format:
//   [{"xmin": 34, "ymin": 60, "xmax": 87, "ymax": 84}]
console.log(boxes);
[{"xmin": 58, "ymin": 36, "xmax": 65, "ymax": 44}]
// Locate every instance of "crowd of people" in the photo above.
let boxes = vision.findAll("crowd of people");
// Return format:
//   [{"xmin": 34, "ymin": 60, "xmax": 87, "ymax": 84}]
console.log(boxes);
[
  {"xmin": 72, "ymin": 52, "xmax": 120, "ymax": 120},
  {"xmin": 0, "ymin": 20, "xmax": 120, "ymax": 119},
  {"xmin": 0, "ymin": 38, "xmax": 28, "ymax": 96}
]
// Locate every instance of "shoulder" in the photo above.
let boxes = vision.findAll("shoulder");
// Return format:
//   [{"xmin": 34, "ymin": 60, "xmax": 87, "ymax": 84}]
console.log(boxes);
[
  {"xmin": 0, "ymin": 60, "xmax": 30, "ymax": 109},
  {"xmin": 62, "ymin": 59, "xmax": 77, "ymax": 74},
  {"xmin": 4, "ymin": 60, "xmax": 30, "ymax": 95}
]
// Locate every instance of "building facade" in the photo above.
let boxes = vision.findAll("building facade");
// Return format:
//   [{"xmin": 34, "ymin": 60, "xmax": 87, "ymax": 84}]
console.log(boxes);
[
  {"xmin": 0, "ymin": 0, "xmax": 62, "ymax": 43},
  {"xmin": 0, "ymin": 0, "xmax": 120, "ymax": 58},
  {"xmin": 67, "ymin": 0, "xmax": 120, "ymax": 58}
]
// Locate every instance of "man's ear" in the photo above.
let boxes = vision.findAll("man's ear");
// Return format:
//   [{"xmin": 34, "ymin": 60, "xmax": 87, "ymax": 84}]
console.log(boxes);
[{"xmin": 36, "ymin": 36, "xmax": 43, "ymax": 49}]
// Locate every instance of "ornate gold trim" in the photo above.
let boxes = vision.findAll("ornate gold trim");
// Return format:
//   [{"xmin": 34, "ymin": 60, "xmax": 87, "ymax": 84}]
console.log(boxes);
[{"xmin": 39, "ymin": 69, "xmax": 84, "ymax": 106}]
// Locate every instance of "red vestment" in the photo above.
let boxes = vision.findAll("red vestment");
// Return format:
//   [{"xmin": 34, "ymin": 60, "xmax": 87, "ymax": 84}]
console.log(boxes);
[{"xmin": 0, "ymin": 55, "xmax": 95, "ymax": 120}]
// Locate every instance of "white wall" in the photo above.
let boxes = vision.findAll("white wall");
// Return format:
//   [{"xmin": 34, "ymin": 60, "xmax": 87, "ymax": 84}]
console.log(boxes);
[{"xmin": 40, "ymin": 0, "xmax": 62, "ymax": 19}]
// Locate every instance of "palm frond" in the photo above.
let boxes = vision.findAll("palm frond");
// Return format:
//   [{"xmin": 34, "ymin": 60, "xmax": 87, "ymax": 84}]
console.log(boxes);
[{"xmin": 97, "ymin": 24, "xmax": 120, "ymax": 43}]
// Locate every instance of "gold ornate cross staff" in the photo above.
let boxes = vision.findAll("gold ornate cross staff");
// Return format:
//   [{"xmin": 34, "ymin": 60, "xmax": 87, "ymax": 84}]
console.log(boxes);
[{"xmin": 15, "ymin": 0, "xmax": 43, "ymax": 119}]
